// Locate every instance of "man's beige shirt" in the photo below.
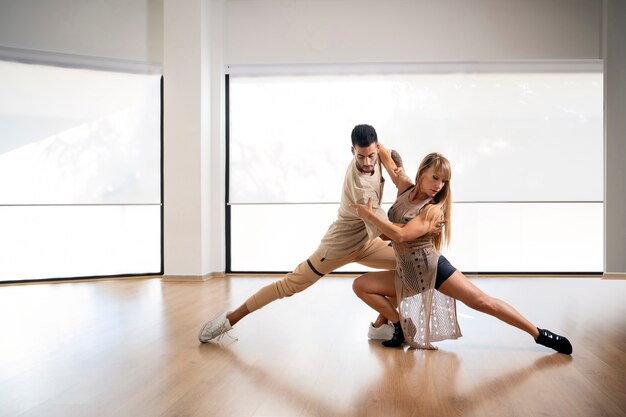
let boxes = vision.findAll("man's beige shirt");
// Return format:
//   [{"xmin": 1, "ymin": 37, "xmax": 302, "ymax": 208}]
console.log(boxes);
[{"xmin": 318, "ymin": 159, "xmax": 387, "ymax": 259}]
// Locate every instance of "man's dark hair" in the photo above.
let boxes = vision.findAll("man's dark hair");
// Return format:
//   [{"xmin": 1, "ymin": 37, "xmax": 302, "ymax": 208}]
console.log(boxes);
[{"xmin": 351, "ymin": 124, "xmax": 378, "ymax": 147}]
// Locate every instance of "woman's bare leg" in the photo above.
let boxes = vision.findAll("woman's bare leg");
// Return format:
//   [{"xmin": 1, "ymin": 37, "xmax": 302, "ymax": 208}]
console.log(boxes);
[
  {"xmin": 353, "ymin": 271, "xmax": 400, "ymax": 323},
  {"xmin": 373, "ymin": 314, "xmax": 387, "ymax": 328},
  {"xmin": 438, "ymin": 270, "xmax": 539, "ymax": 338},
  {"xmin": 372, "ymin": 295, "xmax": 397, "ymax": 327}
]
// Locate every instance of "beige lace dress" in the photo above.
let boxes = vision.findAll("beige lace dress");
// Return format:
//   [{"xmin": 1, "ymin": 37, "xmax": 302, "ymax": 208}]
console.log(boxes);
[{"xmin": 388, "ymin": 187, "xmax": 463, "ymax": 349}]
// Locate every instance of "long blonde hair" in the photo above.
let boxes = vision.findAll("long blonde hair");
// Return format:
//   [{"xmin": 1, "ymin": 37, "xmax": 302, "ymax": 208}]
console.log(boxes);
[{"xmin": 416, "ymin": 153, "xmax": 452, "ymax": 250}]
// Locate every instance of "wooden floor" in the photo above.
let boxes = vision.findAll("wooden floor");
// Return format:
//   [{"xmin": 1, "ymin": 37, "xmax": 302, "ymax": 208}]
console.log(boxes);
[{"xmin": 1, "ymin": 275, "xmax": 625, "ymax": 417}]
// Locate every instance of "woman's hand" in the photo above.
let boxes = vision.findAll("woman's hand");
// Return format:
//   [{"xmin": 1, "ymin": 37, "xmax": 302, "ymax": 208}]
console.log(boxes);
[{"xmin": 350, "ymin": 198, "xmax": 374, "ymax": 219}]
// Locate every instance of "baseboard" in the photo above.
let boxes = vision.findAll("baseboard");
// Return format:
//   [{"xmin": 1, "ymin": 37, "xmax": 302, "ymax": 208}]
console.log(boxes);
[
  {"xmin": 603, "ymin": 272, "xmax": 626, "ymax": 280},
  {"xmin": 162, "ymin": 272, "xmax": 226, "ymax": 282}
]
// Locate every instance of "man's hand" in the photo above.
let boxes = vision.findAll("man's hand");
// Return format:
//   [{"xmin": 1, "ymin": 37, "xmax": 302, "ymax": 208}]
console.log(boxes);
[
  {"xmin": 393, "ymin": 166, "xmax": 405, "ymax": 176},
  {"xmin": 430, "ymin": 218, "xmax": 446, "ymax": 236},
  {"xmin": 350, "ymin": 197, "xmax": 374, "ymax": 219}
]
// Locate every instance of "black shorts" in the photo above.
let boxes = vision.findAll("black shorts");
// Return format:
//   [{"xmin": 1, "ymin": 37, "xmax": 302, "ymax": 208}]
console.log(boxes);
[{"xmin": 435, "ymin": 255, "xmax": 456, "ymax": 290}]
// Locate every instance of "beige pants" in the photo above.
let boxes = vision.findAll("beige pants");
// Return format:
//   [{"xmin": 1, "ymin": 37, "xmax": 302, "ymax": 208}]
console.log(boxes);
[{"xmin": 245, "ymin": 239, "xmax": 396, "ymax": 312}]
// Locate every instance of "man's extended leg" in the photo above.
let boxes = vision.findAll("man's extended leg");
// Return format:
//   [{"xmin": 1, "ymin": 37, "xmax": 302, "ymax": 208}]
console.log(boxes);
[
  {"xmin": 199, "ymin": 249, "xmax": 353, "ymax": 342},
  {"xmin": 229, "ymin": 251, "xmax": 333, "ymax": 325}
]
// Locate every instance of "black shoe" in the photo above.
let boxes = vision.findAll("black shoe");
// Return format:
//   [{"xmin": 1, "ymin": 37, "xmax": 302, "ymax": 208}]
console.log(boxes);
[
  {"xmin": 535, "ymin": 328, "xmax": 573, "ymax": 355},
  {"xmin": 382, "ymin": 321, "xmax": 405, "ymax": 348}
]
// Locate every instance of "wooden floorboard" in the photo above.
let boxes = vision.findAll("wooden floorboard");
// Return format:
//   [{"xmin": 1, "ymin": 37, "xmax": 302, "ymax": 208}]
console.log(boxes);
[{"xmin": 0, "ymin": 275, "xmax": 624, "ymax": 417}]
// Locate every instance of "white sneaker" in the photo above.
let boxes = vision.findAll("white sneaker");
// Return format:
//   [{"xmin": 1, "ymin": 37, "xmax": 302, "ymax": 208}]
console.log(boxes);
[
  {"xmin": 368, "ymin": 322, "xmax": 394, "ymax": 341},
  {"xmin": 198, "ymin": 311, "xmax": 234, "ymax": 343}
]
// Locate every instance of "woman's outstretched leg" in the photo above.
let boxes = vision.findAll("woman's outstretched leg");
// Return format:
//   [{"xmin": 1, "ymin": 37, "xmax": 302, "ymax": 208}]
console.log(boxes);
[
  {"xmin": 438, "ymin": 271, "xmax": 572, "ymax": 354},
  {"xmin": 438, "ymin": 271, "xmax": 537, "ymax": 336}
]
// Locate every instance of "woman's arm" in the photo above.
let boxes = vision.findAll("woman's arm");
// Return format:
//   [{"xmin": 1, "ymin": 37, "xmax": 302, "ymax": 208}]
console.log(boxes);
[{"xmin": 352, "ymin": 199, "xmax": 444, "ymax": 243}]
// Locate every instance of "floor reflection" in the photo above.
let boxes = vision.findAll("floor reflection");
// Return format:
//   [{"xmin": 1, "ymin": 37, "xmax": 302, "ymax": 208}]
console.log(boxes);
[{"xmin": 199, "ymin": 339, "xmax": 572, "ymax": 417}]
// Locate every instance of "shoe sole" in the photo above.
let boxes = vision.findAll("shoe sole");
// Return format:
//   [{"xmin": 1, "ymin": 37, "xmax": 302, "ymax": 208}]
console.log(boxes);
[{"xmin": 368, "ymin": 333, "xmax": 394, "ymax": 341}]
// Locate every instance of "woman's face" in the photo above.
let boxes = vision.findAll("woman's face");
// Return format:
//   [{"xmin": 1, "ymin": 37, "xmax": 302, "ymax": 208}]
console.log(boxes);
[{"xmin": 418, "ymin": 165, "xmax": 447, "ymax": 198}]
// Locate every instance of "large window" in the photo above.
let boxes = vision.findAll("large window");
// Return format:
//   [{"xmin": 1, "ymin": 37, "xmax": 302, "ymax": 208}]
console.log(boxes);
[
  {"xmin": 228, "ymin": 64, "xmax": 603, "ymax": 273},
  {"xmin": 0, "ymin": 60, "xmax": 162, "ymax": 282}
]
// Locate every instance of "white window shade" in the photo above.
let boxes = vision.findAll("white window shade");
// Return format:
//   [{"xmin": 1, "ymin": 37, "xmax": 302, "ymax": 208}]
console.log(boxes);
[
  {"xmin": 0, "ymin": 61, "xmax": 161, "ymax": 205},
  {"xmin": 230, "ymin": 203, "xmax": 602, "ymax": 273},
  {"xmin": 0, "ymin": 60, "xmax": 161, "ymax": 281},
  {"xmin": 228, "ymin": 66, "xmax": 603, "ymax": 273},
  {"xmin": 229, "ymin": 71, "xmax": 602, "ymax": 204},
  {"xmin": 0, "ymin": 206, "xmax": 161, "ymax": 281}
]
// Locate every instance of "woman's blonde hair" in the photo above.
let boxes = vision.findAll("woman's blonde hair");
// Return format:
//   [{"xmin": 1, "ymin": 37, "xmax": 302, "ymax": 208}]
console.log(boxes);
[{"xmin": 416, "ymin": 153, "xmax": 452, "ymax": 250}]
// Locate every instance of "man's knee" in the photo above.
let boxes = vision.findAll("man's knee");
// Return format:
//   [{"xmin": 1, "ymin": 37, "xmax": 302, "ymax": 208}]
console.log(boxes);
[
  {"xmin": 275, "ymin": 262, "xmax": 322, "ymax": 298},
  {"xmin": 276, "ymin": 277, "xmax": 315, "ymax": 298}
]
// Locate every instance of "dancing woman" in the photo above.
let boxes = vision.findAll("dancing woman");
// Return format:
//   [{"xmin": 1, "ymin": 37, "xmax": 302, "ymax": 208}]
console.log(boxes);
[{"xmin": 351, "ymin": 152, "xmax": 572, "ymax": 354}]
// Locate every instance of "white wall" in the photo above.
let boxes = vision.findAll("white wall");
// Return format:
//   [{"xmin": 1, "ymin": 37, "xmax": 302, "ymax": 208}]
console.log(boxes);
[
  {"xmin": 0, "ymin": 0, "xmax": 163, "ymax": 64},
  {"xmin": 223, "ymin": 0, "xmax": 622, "ymax": 275},
  {"xmin": 2, "ymin": 0, "xmax": 621, "ymax": 277},
  {"xmin": 209, "ymin": 0, "xmax": 226, "ymax": 274},
  {"xmin": 163, "ymin": 0, "xmax": 225, "ymax": 278},
  {"xmin": 224, "ymin": 0, "xmax": 601, "ymax": 64},
  {"xmin": 0, "ymin": 0, "xmax": 226, "ymax": 278},
  {"xmin": 604, "ymin": 0, "xmax": 626, "ymax": 275}
]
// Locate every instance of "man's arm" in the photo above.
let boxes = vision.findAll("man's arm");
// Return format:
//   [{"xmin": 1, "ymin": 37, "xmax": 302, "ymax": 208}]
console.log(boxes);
[{"xmin": 378, "ymin": 144, "xmax": 413, "ymax": 191}]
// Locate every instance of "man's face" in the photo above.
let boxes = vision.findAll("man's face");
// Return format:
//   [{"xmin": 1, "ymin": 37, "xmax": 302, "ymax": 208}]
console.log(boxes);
[{"xmin": 352, "ymin": 143, "xmax": 379, "ymax": 174}]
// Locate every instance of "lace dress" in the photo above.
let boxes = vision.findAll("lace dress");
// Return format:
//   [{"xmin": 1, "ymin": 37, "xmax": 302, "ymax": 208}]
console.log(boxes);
[{"xmin": 388, "ymin": 189, "xmax": 462, "ymax": 349}]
